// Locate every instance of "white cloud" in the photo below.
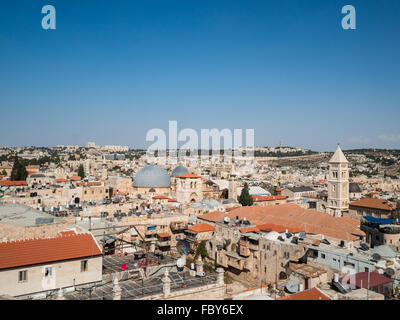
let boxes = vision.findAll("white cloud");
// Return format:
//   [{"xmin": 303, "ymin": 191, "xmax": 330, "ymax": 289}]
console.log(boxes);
[{"xmin": 378, "ymin": 134, "xmax": 400, "ymax": 142}]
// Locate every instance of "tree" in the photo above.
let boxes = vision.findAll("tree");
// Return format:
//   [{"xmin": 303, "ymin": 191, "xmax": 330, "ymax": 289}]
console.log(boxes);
[
  {"xmin": 0, "ymin": 170, "xmax": 7, "ymax": 176},
  {"xmin": 78, "ymin": 164, "xmax": 85, "ymax": 179},
  {"xmin": 10, "ymin": 157, "xmax": 28, "ymax": 181},
  {"xmin": 194, "ymin": 241, "xmax": 208, "ymax": 260},
  {"xmin": 239, "ymin": 183, "xmax": 253, "ymax": 206}
]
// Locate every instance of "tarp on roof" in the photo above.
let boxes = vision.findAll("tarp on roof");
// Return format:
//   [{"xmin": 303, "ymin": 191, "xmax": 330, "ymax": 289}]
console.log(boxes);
[{"xmin": 363, "ymin": 216, "xmax": 395, "ymax": 225}]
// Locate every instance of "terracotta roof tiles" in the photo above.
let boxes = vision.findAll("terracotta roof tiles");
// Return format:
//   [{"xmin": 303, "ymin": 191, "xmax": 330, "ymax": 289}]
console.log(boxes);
[{"xmin": 0, "ymin": 233, "xmax": 102, "ymax": 270}]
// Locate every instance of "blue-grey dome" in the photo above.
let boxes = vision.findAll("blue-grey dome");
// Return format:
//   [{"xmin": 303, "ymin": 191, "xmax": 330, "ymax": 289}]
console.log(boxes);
[
  {"xmin": 133, "ymin": 165, "xmax": 171, "ymax": 188},
  {"xmin": 171, "ymin": 165, "xmax": 189, "ymax": 177}
]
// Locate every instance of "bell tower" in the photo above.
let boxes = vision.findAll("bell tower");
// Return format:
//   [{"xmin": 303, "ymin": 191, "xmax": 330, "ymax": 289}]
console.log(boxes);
[{"xmin": 327, "ymin": 144, "xmax": 349, "ymax": 217}]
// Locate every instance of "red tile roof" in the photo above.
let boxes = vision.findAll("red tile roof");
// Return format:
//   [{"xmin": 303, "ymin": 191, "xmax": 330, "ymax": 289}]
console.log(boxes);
[
  {"xmin": 70, "ymin": 176, "xmax": 82, "ymax": 181},
  {"xmin": 257, "ymin": 223, "xmax": 304, "ymax": 234},
  {"xmin": 77, "ymin": 181, "xmax": 101, "ymax": 186},
  {"xmin": 239, "ymin": 226, "xmax": 260, "ymax": 233},
  {"xmin": 153, "ymin": 195, "xmax": 168, "ymax": 200},
  {"xmin": 340, "ymin": 272, "xmax": 393, "ymax": 289},
  {"xmin": 198, "ymin": 211, "xmax": 227, "ymax": 222},
  {"xmin": 0, "ymin": 180, "xmax": 27, "ymax": 186},
  {"xmin": 187, "ymin": 223, "xmax": 215, "ymax": 233},
  {"xmin": 349, "ymin": 198, "xmax": 396, "ymax": 211},
  {"xmin": 223, "ymin": 204, "xmax": 364, "ymax": 241},
  {"xmin": 157, "ymin": 232, "xmax": 171, "ymax": 238},
  {"xmin": 56, "ymin": 178, "xmax": 69, "ymax": 183},
  {"xmin": 226, "ymin": 206, "xmax": 241, "ymax": 212},
  {"xmin": 277, "ymin": 288, "xmax": 331, "ymax": 300},
  {"xmin": 178, "ymin": 173, "xmax": 202, "ymax": 179},
  {"xmin": 252, "ymin": 195, "xmax": 286, "ymax": 202},
  {"xmin": 0, "ymin": 233, "xmax": 102, "ymax": 270}
]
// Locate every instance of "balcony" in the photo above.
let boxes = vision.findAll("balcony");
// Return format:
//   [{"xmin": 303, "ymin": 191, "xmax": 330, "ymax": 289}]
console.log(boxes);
[
  {"xmin": 175, "ymin": 234, "xmax": 186, "ymax": 241},
  {"xmin": 226, "ymin": 252, "xmax": 245, "ymax": 270},
  {"xmin": 170, "ymin": 222, "xmax": 188, "ymax": 232},
  {"xmin": 157, "ymin": 239, "xmax": 171, "ymax": 247},
  {"xmin": 145, "ymin": 229, "xmax": 157, "ymax": 236}
]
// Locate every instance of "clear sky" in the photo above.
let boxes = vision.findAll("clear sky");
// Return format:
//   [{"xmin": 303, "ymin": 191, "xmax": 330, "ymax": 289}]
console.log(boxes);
[{"xmin": 0, "ymin": 0, "xmax": 399, "ymax": 151}]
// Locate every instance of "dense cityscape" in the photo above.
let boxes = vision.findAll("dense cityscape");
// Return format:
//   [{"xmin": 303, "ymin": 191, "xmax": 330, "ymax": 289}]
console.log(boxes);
[{"xmin": 0, "ymin": 142, "xmax": 400, "ymax": 300}]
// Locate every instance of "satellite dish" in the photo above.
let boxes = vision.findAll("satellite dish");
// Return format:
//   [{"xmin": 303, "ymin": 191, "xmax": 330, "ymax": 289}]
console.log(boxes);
[
  {"xmin": 177, "ymin": 240, "xmax": 190, "ymax": 255},
  {"xmin": 177, "ymin": 258, "xmax": 185, "ymax": 268},
  {"xmin": 285, "ymin": 281, "xmax": 299, "ymax": 293},
  {"xmin": 385, "ymin": 268, "xmax": 395, "ymax": 277}
]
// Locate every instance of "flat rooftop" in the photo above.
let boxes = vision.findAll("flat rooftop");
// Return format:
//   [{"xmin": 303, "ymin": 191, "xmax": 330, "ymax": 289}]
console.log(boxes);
[
  {"xmin": 102, "ymin": 253, "xmax": 175, "ymax": 273},
  {"xmin": 60, "ymin": 271, "xmax": 217, "ymax": 300},
  {"xmin": 0, "ymin": 204, "xmax": 61, "ymax": 227}
]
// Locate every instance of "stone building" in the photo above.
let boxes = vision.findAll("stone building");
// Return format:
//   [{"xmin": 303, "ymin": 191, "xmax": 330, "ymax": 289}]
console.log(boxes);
[
  {"xmin": 176, "ymin": 173, "xmax": 203, "ymax": 204},
  {"xmin": 327, "ymin": 145, "xmax": 349, "ymax": 217},
  {"xmin": 0, "ymin": 231, "xmax": 103, "ymax": 298}
]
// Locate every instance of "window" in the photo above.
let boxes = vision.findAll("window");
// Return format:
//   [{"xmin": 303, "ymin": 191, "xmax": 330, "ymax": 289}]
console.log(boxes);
[
  {"xmin": 18, "ymin": 270, "xmax": 27, "ymax": 282},
  {"xmin": 321, "ymin": 253, "xmax": 326, "ymax": 259},
  {"xmin": 45, "ymin": 267, "xmax": 53, "ymax": 277},
  {"xmin": 81, "ymin": 260, "xmax": 88, "ymax": 272}
]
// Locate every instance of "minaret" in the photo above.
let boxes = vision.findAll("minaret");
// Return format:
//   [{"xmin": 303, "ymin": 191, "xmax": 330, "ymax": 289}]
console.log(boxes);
[{"xmin": 327, "ymin": 144, "xmax": 349, "ymax": 217}]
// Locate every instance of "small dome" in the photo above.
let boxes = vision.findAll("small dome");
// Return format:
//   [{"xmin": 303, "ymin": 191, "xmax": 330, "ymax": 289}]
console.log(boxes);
[
  {"xmin": 349, "ymin": 183, "xmax": 361, "ymax": 193},
  {"xmin": 372, "ymin": 245, "xmax": 396, "ymax": 258},
  {"xmin": 133, "ymin": 165, "xmax": 171, "ymax": 188},
  {"xmin": 171, "ymin": 165, "xmax": 189, "ymax": 177}
]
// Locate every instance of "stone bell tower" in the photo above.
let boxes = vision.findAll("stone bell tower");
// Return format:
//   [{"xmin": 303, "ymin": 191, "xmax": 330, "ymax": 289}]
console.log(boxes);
[{"xmin": 327, "ymin": 144, "xmax": 349, "ymax": 217}]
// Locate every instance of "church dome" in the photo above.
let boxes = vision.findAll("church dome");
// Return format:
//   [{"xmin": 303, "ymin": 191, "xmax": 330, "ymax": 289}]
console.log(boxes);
[
  {"xmin": 171, "ymin": 165, "xmax": 189, "ymax": 177},
  {"xmin": 349, "ymin": 183, "xmax": 361, "ymax": 193},
  {"xmin": 133, "ymin": 165, "xmax": 171, "ymax": 188}
]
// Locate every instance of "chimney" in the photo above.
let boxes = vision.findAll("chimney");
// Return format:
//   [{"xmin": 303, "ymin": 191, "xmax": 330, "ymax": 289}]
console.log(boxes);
[
  {"xmin": 216, "ymin": 267, "xmax": 225, "ymax": 286},
  {"xmin": 57, "ymin": 288, "xmax": 65, "ymax": 300},
  {"xmin": 113, "ymin": 276, "xmax": 122, "ymax": 300},
  {"xmin": 196, "ymin": 255, "xmax": 204, "ymax": 274},
  {"xmin": 162, "ymin": 269, "xmax": 171, "ymax": 298}
]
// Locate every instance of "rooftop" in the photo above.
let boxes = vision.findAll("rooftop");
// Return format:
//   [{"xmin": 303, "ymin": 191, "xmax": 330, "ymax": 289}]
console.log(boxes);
[
  {"xmin": 0, "ymin": 204, "xmax": 61, "ymax": 227},
  {"xmin": 277, "ymin": 287, "xmax": 331, "ymax": 300},
  {"xmin": 0, "ymin": 231, "xmax": 102, "ymax": 270},
  {"xmin": 58, "ymin": 271, "xmax": 217, "ymax": 300},
  {"xmin": 349, "ymin": 198, "xmax": 396, "ymax": 211},
  {"xmin": 222, "ymin": 203, "xmax": 364, "ymax": 241}
]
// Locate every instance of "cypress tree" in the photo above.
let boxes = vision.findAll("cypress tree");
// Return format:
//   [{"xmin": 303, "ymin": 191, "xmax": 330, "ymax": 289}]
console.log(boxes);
[
  {"xmin": 10, "ymin": 157, "xmax": 28, "ymax": 181},
  {"xmin": 238, "ymin": 182, "xmax": 253, "ymax": 206},
  {"xmin": 78, "ymin": 164, "xmax": 85, "ymax": 179}
]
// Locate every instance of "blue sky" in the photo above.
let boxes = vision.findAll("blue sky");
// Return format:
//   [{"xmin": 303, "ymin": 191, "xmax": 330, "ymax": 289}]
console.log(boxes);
[{"xmin": 0, "ymin": 0, "xmax": 399, "ymax": 151}]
